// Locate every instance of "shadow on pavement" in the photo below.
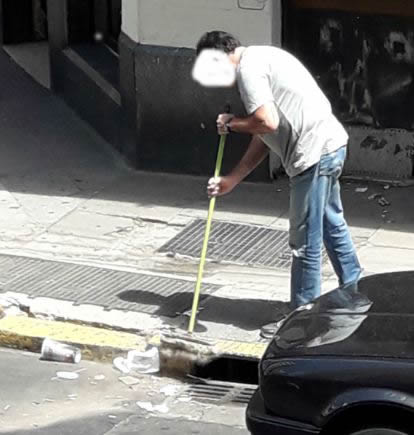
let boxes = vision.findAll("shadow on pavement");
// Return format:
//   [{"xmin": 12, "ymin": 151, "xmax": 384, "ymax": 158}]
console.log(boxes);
[{"xmin": 118, "ymin": 289, "xmax": 285, "ymax": 331}]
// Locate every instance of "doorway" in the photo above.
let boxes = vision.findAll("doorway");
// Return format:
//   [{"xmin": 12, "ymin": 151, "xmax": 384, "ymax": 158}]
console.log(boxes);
[{"xmin": 1, "ymin": 0, "xmax": 50, "ymax": 88}]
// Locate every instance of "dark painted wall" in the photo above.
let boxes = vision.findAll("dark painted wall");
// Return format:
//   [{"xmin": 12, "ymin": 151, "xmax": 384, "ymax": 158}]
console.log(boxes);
[
  {"xmin": 1, "ymin": 0, "xmax": 47, "ymax": 44},
  {"xmin": 284, "ymin": 7, "xmax": 414, "ymax": 130},
  {"xmin": 43, "ymin": 2, "xmax": 270, "ymax": 178},
  {"xmin": 131, "ymin": 43, "xmax": 269, "ymax": 179},
  {"xmin": 119, "ymin": 32, "xmax": 139, "ymax": 166}
]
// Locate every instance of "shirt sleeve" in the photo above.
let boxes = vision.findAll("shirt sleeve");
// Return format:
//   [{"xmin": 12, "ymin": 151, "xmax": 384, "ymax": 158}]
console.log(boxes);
[{"xmin": 237, "ymin": 62, "xmax": 275, "ymax": 115}]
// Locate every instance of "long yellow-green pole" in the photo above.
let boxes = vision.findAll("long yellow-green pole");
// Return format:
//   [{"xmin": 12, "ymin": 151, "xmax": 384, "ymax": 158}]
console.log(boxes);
[{"xmin": 188, "ymin": 134, "xmax": 227, "ymax": 333}]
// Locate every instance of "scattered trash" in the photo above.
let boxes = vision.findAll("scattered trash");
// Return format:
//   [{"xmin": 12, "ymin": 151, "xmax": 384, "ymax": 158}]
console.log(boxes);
[
  {"xmin": 128, "ymin": 347, "xmax": 160, "ymax": 374},
  {"xmin": 44, "ymin": 399, "xmax": 54, "ymax": 403},
  {"xmin": 119, "ymin": 376, "xmax": 140, "ymax": 386},
  {"xmin": 368, "ymin": 193, "xmax": 382, "ymax": 201},
  {"xmin": 136, "ymin": 401, "xmax": 169, "ymax": 414},
  {"xmin": 177, "ymin": 396, "xmax": 192, "ymax": 403},
  {"xmin": 113, "ymin": 357, "xmax": 130, "ymax": 374},
  {"xmin": 56, "ymin": 371, "xmax": 79, "ymax": 380},
  {"xmin": 67, "ymin": 394, "xmax": 78, "ymax": 399},
  {"xmin": 94, "ymin": 374, "xmax": 106, "ymax": 381},
  {"xmin": 383, "ymin": 184, "xmax": 391, "ymax": 190},
  {"xmin": 41, "ymin": 338, "xmax": 81, "ymax": 364},
  {"xmin": 136, "ymin": 401, "xmax": 154, "ymax": 412},
  {"xmin": 113, "ymin": 347, "xmax": 159, "ymax": 375},
  {"xmin": 154, "ymin": 403, "xmax": 169, "ymax": 414},
  {"xmin": 160, "ymin": 384, "xmax": 181, "ymax": 397},
  {"xmin": 377, "ymin": 196, "xmax": 391, "ymax": 207},
  {"xmin": 355, "ymin": 187, "xmax": 368, "ymax": 193},
  {"xmin": 108, "ymin": 415, "xmax": 117, "ymax": 420}
]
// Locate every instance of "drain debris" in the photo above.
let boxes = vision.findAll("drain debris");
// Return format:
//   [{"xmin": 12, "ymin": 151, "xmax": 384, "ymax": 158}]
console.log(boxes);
[{"xmin": 180, "ymin": 380, "xmax": 256, "ymax": 405}]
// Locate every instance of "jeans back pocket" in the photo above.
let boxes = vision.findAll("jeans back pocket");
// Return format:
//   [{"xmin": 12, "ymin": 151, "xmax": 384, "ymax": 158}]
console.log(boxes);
[{"xmin": 319, "ymin": 147, "xmax": 346, "ymax": 179}]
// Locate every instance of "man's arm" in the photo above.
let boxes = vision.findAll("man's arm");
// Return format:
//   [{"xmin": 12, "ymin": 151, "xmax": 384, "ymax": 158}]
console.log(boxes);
[
  {"xmin": 217, "ymin": 103, "xmax": 279, "ymax": 135},
  {"xmin": 207, "ymin": 135, "xmax": 269, "ymax": 197}
]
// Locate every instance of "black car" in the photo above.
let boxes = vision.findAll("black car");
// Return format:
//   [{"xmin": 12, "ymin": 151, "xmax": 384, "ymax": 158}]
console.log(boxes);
[{"xmin": 246, "ymin": 271, "xmax": 414, "ymax": 435}]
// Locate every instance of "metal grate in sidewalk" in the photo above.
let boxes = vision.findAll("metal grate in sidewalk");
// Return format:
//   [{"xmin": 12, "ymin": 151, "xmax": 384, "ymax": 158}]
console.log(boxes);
[
  {"xmin": 159, "ymin": 219, "xmax": 299, "ymax": 270},
  {"xmin": 0, "ymin": 255, "xmax": 219, "ymax": 317}
]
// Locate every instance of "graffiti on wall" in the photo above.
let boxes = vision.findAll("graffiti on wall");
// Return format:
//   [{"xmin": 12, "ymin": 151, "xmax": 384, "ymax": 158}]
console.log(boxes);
[{"xmin": 287, "ymin": 10, "xmax": 414, "ymax": 129}]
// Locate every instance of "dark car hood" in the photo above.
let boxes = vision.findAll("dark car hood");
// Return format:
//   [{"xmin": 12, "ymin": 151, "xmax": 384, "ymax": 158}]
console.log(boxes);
[{"xmin": 265, "ymin": 272, "xmax": 414, "ymax": 360}]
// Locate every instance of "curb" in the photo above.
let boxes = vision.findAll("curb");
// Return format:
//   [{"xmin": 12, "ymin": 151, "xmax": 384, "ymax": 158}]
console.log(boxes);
[
  {"xmin": 0, "ymin": 316, "xmax": 148, "ymax": 362},
  {"xmin": 0, "ymin": 316, "xmax": 267, "ymax": 375}
]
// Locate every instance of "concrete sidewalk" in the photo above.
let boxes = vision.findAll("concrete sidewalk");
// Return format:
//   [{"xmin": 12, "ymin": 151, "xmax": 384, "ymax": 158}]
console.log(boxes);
[{"xmin": 0, "ymin": 49, "xmax": 414, "ymax": 362}]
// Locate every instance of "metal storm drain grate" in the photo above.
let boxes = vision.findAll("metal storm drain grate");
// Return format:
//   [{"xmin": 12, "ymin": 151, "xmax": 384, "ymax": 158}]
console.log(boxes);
[
  {"xmin": 181, "ymin": 382, "xmax": 257, "ymax": 405},
  {"xmin": 159, "ymin": 219, "xmax": 297, "ymax": 270},
  {"xmin": 0, "ymin": 254, "xmax": 219, "ymax": 317}
]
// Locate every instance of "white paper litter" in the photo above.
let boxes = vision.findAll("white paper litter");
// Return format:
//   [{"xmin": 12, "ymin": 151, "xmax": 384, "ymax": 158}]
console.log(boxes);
[
  {"xmin": 154, "ymin": 403, "xmax": 169, "ymax": 414},
  {"xmin": 128, "ymin": 347, "xmax": 160, "ymax": 374},
  {"xmin": 119, "ymin": 376, "xmax": 140, "ymax": 386},
  {"xmin": 56, "ymin": 371, "xmax": 79, "ymax": 380},
  {"xmin": 355, "ymin": 187, "xmax": 368, "ymax": 193},
  {"xmin": 177, "ymin": 396, "xmax": 192, "ymax": 403},
  {"xmin": 113, "ymin": 356, "xmax": 131, "ymax": 374},
  {"xmin": 113, "ymin": 347, "xmax": 159, "ymax": 375},
  {"xmin": 94, "ymin": 374, "xmax": 106, "ymax": 381},
  {"xmin": 160, "ymin": 385, "xmax": 181, "ymax": 397},
  {"xmin": 136, "ymin": 401, "xmax": 169, "ymax": 414},
  {"xmin": 136, "ymin": 401, "xmax": 154, "ymax": 412}
]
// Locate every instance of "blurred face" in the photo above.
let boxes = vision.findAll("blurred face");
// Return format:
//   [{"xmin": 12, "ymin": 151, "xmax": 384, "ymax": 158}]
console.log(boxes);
[{"xmin": 192, "ymin": 49, "xmax": 236, "ymax": 88}]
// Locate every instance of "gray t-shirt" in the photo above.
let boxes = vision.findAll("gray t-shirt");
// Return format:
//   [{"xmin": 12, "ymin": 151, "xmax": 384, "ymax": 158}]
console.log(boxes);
[{"xmin": 237, "ymin": 46, "xmax": 348, "ymax": 177}]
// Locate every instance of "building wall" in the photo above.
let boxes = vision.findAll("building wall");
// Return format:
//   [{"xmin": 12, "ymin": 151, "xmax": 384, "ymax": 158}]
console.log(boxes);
[
  {"xmin": 18, "ymin": 0, "xmax": 411, "ymax": 180},
  {"xmin": 119, "ymin": 0, "xmax": 413, "ymax": 180},
  {"xmin": 283, "ymin": 0, "xmax": 414, "ymax": 179},
  {"xmin": 122, "ymin": 0, "xmax": 281, "ymax": 47},
  {"xmin": 118, "ymin": 0, "xmax": 282, "ymax": 178}
]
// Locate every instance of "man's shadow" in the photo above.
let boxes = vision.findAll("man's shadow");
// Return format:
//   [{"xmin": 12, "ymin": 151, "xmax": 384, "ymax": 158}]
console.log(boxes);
[{"xmin": 118, "ymin": 289, "xmax": 285, "ymax": 331}]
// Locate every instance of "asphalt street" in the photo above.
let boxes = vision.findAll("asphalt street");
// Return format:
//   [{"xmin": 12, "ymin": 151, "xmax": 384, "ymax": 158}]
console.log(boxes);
[{"xmin": 0, "ymin": 349, "xmax": 249, "ymax": 435}]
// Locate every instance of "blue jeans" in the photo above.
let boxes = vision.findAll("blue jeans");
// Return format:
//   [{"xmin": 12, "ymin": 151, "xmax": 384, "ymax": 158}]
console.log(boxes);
[{"xmin": 289, "ymin": 146, "xmax": 361, "ymax": 309}]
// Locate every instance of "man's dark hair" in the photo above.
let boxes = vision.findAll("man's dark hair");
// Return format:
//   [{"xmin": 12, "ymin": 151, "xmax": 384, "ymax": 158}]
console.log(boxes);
[{"xmin": 196, "ymin": 31, "xmax": 241, "ymax": 55}]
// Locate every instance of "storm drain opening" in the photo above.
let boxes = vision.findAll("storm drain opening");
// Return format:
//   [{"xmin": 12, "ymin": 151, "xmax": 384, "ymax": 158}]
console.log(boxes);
[
  {"xmin": 159, "ymin": 219, "xmax": 329, "ymax": 270},
  {"xmin": 192, "ymin": 356, "xmax": 259, "ymax": 385},
  {"xmin": 180, "ymin": 356, "xmax": 259, "ymax": 405},
  {"xmin": 180, "ymin": 381, "xmax": 257, "ymax": 405}
]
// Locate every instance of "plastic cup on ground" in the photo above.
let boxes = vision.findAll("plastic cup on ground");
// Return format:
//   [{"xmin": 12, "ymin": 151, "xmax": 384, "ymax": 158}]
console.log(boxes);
[{"xmin": 41, "ymin": 338, "xmax": 82, "ymax": 364}]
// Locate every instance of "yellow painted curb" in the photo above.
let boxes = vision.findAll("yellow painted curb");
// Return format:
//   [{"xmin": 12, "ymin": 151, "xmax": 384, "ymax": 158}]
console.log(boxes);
[
  {"xmin": 0, "ymin": 316, "xmax": 267, "ymax": 373},
  {"xmin": 0, "ymin": 316, "xmax": 147, "ymax": 362},
  {"xmin": 215, "ymin": 340, "xmax": 267, "ymax": 359}
]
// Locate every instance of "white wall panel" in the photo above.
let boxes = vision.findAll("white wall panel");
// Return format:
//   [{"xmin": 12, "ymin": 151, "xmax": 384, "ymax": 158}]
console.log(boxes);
[{"xmin": 122, "ymin": 0, "xmax": 281, "ymax": 48}]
